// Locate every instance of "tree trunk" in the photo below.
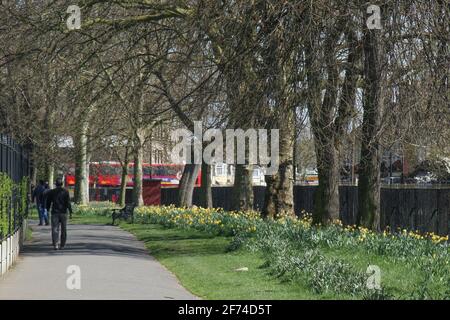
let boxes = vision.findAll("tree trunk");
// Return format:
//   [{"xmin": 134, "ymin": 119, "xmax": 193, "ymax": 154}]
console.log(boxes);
[
  {"xmin": 31, "ymin": 164, "xmax": 37, "ymax": 187},
  {"xmin": 199, "ymin": 161, "xmax": 212, "ymax": 208},
  {"xmin": 132, "ymin": 143, "xmax": 144, "ymax": 206},
  {"xmin": 85, "ymin": 152, "xmax": 91, "ymax": 203},
  {"xmin": 305, "ymin": 26, "xmax": 357, "ymax": 225},
  {"xmin": 357, "ymin": 20, "xmax": 384, "ymax": 231},
  {"xmin": 262, "ymin": 110, "xmax": 295, "ymax": 219},
  {"xmin": 74, "ymin": 164, "xmax": 79, "ymax": 202},
  {"xmin": 232, "ymin": 164, "xmax": 254, "ymax": 211},
  {"xmin": 305, "ymin": 30, "xmax": 338, "ymax": 224},
  {"xmin": 119, "ymin": 150, "xmax": 129, "ymax": 206},
  {"xmin": 74, "ymin": 119, "xmax": 89, "ymax": 205},
  {"xmin": 313, "ymin": 141, "xmax": 340, "ymax": 224},
  {"xmin": 178, "ymin": 163, "xmax": 201, "ymax": 207},
  {"xmin": 47, "ymin": 163, "xmax": 54, "ymax": 189}
]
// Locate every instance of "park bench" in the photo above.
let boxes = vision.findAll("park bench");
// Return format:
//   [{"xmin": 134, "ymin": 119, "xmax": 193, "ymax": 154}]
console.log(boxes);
[{"xmin": 111, "ymin": 203, "xmax": 136, "ymax": 225}]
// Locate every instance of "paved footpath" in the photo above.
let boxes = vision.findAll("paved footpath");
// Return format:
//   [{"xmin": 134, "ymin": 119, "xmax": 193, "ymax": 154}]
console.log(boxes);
[{"xmin": 0, "ymin": 220, "xmax": 197, "ymax": 300}]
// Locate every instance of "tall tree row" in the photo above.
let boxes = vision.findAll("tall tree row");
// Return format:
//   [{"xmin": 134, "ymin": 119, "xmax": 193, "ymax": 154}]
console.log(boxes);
[{"xmin": 1, "ymin": 1, "xmax": 448, "ymax": 231}]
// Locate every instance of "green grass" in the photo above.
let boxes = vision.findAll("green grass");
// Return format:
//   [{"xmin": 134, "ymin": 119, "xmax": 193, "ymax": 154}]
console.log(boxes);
[
  {"xmin": 69, "ymin": 212, "xmax": 448, "ymax": 299},
  {"xmin": 122, "ymin": 223, "xmax": 353, "ymax": 299},
  {"xmin": 71, "ymin": 213, "xmax": 348, "ymax": 299},
  {"xmin": 70, "ymin": 213, "xmax": 112, "ymax": 225},
  {"xmin": 319, "ymin": 246, "xmax": 422, "ymax": 298}
]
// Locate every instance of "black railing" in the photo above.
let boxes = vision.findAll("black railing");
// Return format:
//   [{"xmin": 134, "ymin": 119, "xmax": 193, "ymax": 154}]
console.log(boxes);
[
  {"xmin": 0, "ymin": 134, "xmax": 30, "ymax": 183},
  {"xmin": 0, "ymin": 134, "xmax": 30, "ymax": 240}
]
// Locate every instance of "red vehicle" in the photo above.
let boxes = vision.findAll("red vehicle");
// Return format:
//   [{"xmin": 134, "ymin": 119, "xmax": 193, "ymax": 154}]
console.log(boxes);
[{"xmin": 65, "ymin": 162, "xmax": 201, "ymax": 188}]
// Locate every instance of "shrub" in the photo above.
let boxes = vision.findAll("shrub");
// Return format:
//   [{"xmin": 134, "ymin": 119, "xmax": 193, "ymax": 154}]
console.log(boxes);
[
  {"xmin": 0, "ymin": 174, "xmax": 28, "ymax": 238},
  {"xmin": 0, "ymin": 173, "xmax": 13, "ymax": 238}
]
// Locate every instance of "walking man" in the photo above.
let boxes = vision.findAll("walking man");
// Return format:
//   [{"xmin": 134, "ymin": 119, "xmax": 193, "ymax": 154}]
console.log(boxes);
[
  {"xmin": 32, "ymin": 180, "xmax": 49, "ymax": 226},
  {"xmin": 46, "ymin": 178, "xmax": 72, "ymax": 250}
]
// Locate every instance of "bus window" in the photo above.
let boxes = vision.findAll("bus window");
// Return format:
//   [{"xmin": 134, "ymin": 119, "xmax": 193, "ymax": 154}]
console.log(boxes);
[
  {"xmin": 99, "ymin": 165, "xmax": 121, "ymax": 175},
  {"xmin": 143, "ymin": 166, "xmax": 152, "ymax": 176}
]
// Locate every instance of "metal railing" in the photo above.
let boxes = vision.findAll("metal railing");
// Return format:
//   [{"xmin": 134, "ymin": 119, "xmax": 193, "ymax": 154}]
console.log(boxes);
[
  {"xmin": 0, "ymin": 133, "xmax": 30, "ymax": 183},
  {"xmin": 0, "ymin": 187, "xmax": 29, "ymax": 241},
  {"xmin": 0, "ymin": 134, "xmax": 30, "ymax": 276}
]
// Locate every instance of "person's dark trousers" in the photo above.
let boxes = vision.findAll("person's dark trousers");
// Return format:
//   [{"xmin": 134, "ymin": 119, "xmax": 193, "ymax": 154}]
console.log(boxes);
[{"xmin": 51, "ymin": 213, "xmax": 68, "ymax": 248}]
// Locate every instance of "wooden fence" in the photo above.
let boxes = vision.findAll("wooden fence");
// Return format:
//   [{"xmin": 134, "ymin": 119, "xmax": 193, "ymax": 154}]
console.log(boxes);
[
  {"xmin": 160, "ymin": 186, "xmax": 450, "ymax": 235},
  {"xmin": 88, "ymin": 184, "xmax": 449, "ymax": 235}
]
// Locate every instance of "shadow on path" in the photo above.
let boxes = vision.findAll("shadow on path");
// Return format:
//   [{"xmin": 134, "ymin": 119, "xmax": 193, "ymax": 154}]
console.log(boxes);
[{"xmin": 0, "ymin": 220, "xmax": 198, "ymax": 299}]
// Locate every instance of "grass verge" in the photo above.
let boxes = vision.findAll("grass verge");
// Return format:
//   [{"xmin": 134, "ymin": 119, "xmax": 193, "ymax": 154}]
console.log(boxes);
[
  {"xmin": 71, "ymin": 212, "xmax": 347, "ymax": 299},
  {"xmin": 70, "ymin": 208, "xmax": 449, "ymax": 300}
]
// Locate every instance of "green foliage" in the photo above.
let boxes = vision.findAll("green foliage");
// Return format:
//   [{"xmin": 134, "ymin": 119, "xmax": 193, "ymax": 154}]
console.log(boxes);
[
  {"xmin": 135, "ymin": 206, "xmax": 260, "ymax": 236},
  {"xmin": 244, "ymin": 219, "xmax": 448, "ymax": 299},
  {"xmin": 76, "ymin": 204, "xmax": 450, "ymax": 300},
  {"xmin": 0, "ymin": 175, "xmax": 29, "ymax": 238},
  {"xmin": 134, "ymin": 205, "xmax": 449, "ymax": 299},
  {"xmin": 0, "ymin": 173, "xmax": 13, "ymax": 238},
  {"xmin": 246, "ymin": 224, "xmax": 392, "ymax": 298},
  {"xmin": 17, "ymin": 176, "xmax": 29, "ymax": 219},
  {"xmin": 408, "ymin": 252, "xmax": 450, "ymax": 299},
  {"xmin": 120, "ymin": 223, "xmax": 333, "ymax": 299}
]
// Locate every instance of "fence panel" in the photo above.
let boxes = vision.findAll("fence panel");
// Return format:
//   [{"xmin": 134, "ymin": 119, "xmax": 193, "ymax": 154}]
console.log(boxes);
[
  {"xmin": 159, "ymin": 185, "xmax": 450, "ymax": 235},
  {"xmin": 87, "ymin": 182, "xmax": 449, "ymax": 236}
]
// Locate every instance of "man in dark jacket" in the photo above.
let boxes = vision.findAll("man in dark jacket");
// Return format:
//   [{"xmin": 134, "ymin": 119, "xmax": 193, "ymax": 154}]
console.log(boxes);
[
  {"xmin": 32, "ymin": 180, "xmax": 49, "ymax": 226},
  {"xmin": 46, "ymin": 178, "xmax": 72, "ymax": 250}
]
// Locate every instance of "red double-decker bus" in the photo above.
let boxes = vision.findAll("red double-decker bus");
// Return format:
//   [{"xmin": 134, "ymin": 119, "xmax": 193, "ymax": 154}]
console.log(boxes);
[{"xmin": 65, "ymin": 162, "xmax": 201, "ymax": 188}]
